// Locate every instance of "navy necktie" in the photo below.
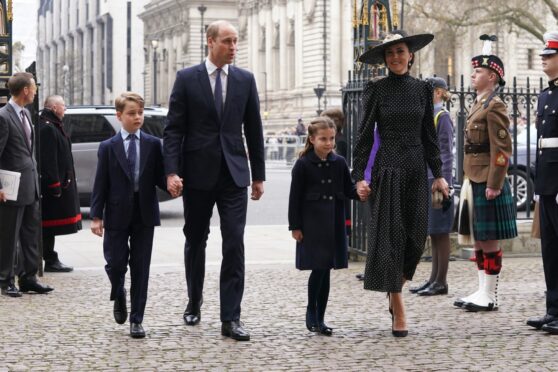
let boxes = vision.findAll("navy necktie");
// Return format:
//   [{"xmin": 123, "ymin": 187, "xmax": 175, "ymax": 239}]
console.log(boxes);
[
  {"xmin": 214, "ymin": 68, "xmax": 223, "ymax": 120},
  {"xmin": 127, "ymin": 134, "xmax": 137, "ymax": 182}
]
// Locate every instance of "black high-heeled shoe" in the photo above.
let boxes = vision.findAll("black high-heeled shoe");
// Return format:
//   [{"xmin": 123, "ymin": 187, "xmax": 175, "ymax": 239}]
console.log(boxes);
[
  {"xmin": 317, "ymin": 321, "xmax": 333, "ymax": 336},
  {"xmin": 388, "ymin": 293, "xmax": 408, "ymax": 337},
  {"xmin": 306, "ymin": 306, "xmax": 318, "ymax": 332}
]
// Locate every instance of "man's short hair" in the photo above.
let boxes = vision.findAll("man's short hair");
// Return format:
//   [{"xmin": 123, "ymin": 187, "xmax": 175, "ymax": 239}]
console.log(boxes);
[
  {"xmin": 7, "ymin": 72, "xmax": 34, "ymax": 96},
  {"xmin": 206, "ymin": 20, "xmax": 235, "ymax": 40},
  {"xmin": 115, "ymin": 92, "xmax": 145, "ymax": 112},
  {"xmin": 43, "ymin": 95, "xmax": 64, "ymax": 108}
]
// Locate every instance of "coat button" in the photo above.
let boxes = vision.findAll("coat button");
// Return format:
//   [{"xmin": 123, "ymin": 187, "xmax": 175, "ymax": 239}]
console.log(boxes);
[
  {"xmin": 550, "ymin": 91, "xmax": 553, "ymax": 95},
  {"xmin": 329, "ymin": 196, "xmax": 333, "ymax": 200},
  {"xmin": 321, "ymin": 180, "xmax": 325, "ymax": 184},
  {"xmin": 543, "ymin": 120, "xmax": 546, "ymax": 124},
  {"xmin": 322, "ymin": 195, "xmax": 327, "ymax": 199},
  {"xmin": 328, "ymin": 179, "xmax": 332, "ymax": 183},
  {"xmin": 325, "ymin": 163, "xmax": 329, "ymax": 167},
  {"xmin": 545, "ymin": 105, "xmax": 549, "ymax": 109},
  {"xmin": 553, "ymin": 110, "xmax": 556, "ymax": 114},
  {"xmin": 318, "ymin": 164, "xmax": 322, "ymax": 167},
  {"xmin": 540, "ymin": 150, "xmax": 543, "ymax": 155}
]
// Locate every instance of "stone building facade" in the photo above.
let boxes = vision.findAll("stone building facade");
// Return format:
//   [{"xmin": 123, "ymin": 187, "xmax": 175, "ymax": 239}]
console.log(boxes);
[{"xmin": 37, "ymin": 0, "xmax": 147, "ymax": 106}]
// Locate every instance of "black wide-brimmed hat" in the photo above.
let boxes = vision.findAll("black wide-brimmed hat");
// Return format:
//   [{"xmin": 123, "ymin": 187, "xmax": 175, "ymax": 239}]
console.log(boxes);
[{"xmin": 358, "ymin": 30, "xmax": 434, "ymax": 65}]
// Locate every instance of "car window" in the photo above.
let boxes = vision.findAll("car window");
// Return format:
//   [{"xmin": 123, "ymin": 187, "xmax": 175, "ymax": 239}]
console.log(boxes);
[
  {"xmin": 64, "ymin": 114, "xmax": 116, "ymax": 143},
  {"xmin": 142, "ymin": 115, "xmax": 166, "ymax": 138}
]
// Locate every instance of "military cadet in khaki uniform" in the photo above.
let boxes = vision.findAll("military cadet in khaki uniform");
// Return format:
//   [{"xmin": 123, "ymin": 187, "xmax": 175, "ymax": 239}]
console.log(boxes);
[
  {"xmin": 526, "ymin": 31, "xmax": 558, "ymax": 335},
  {"xmin": 454, "ymin": 35, "xmax": 518, "ymax": 312}
]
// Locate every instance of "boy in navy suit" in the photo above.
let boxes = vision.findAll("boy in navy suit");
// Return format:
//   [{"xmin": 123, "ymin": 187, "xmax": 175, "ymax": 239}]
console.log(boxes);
[{"xmin": 90, "ymin": 92, "xmax": 166, "ymax": 338}]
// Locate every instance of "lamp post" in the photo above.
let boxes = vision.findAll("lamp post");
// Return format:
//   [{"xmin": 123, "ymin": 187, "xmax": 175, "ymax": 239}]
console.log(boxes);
[
  {"xmin": 198, "ymin": 4, "xmax": 207, "ymax": 63},
  {"xmin": 151, "ymin": 39, "xmax": 159, "ymax": 106},
  {"xmin": 313, "ymin": 84, "xmax": 325, "ymax": 116}
]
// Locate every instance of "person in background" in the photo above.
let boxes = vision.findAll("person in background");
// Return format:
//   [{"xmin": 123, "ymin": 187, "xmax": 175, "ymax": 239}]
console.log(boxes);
[
  {"xmin": 39, "ymin": 95, "xmax": 81, "ymax": 273},
  {"xmin": 411, "ymin": 77, "xmax": 455, "ymax": 296}
]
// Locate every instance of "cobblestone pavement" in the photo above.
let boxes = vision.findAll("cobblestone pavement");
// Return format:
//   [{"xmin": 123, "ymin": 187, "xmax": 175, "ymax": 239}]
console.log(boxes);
[{"xmin": 1, "ymin": 255, "xmax": 557, "ymax": 371}]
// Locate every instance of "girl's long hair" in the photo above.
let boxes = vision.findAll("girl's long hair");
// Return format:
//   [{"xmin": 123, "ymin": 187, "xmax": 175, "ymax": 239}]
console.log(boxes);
[{"xmin": 299, "ymin": 116, "xmax": 336, "ymax": 158}]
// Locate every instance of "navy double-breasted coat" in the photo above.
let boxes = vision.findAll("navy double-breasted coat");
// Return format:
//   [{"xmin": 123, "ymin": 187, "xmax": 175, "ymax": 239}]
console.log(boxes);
[{"xmin": 288, "ymin": 151, "xmax": 358, "ymax": 270}]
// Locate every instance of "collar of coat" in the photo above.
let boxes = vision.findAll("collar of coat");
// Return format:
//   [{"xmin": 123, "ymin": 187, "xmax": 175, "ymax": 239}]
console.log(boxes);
[{"xmin": 306, "ymin": 150, "xmax": 336, "ymax": 163}]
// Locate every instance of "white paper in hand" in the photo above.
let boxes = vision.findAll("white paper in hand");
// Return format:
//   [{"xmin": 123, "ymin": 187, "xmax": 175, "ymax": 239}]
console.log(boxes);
[{"xmin": 0, "ymin": 169, "xmax": 21, "ymax": 201}]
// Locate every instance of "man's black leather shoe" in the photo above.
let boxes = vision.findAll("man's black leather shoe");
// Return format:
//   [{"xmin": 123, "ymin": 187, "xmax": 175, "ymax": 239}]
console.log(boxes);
[
  {"xmin": 18, "ymin": 277, "xmax": 54, "ymax": 294},
  {"xmin": 221, "ymin": 320, "xmax": 250, "ymax": 341},
  {"xmin": 418, "ymin": 282, "xmax": 448, "ymax": 296},
  {"xmin": 1, "ymin": 284, "xmax": 22, "ymax": 297},
  {"xmin": 44, "ymin": 260, "xmax": 73, "ymax": 273},
  {"xmin": 130, "ymin": 323, "xmax": 145, "ymax": 338},
  {"xmin": 542, "ymin": 320, "xmax": 558, "ymax": 335},
  {"xmin": 526, "ymin": 314, "xmax": 558, "ymax": 329},
  {"xmin": 113, "ymin": 289, "xmax": 128, "ymax": 325},
  {"xmin": 184, "ymin": 312, "xmax": 201, "ymax": 326}
]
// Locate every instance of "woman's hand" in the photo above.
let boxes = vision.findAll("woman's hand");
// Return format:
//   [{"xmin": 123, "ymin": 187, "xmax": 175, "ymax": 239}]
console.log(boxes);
[
  {"xmin": 357, "ymin": 180, "xmax": 371, "ymax": 201},
  {"xmin": 431, "ymin": 177, "xmax": 449, "ymax": 199},
  {"xmin": 292, "ymin": 230, "xmax": 303, "ymax": 242}
]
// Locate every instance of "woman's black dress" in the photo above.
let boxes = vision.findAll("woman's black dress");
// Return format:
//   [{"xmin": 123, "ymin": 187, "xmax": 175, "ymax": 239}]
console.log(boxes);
[{"xmin": 352, "ymin": 72, "xmax": 443, "ymax": 293}]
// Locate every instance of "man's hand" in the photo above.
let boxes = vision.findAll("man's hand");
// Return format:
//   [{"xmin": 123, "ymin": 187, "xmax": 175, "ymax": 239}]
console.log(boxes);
[
  {"xmin": 485, "ymin": 187, "xmax": 501, "ymax": 201},
  {"xmin": 91, "ymin": 218, "xmax": 104, "ymax": 237},
  {"xmin": 0, "ymin": 189, "xmax": 7, "ymax": 202},
  {"xmin": 356, "ymin": 180, "xmax": 371, "ymax": 201},
  {"xmin": 167, "ymin": 174, "xmax": 183, "ymax": 198},
  {"xmin": 432, "ymin": 177, "xmax": 450, "ymax": 199},
  {"xmin": 251, "ymin": 181, "xmax": 264, "ymax": 200},
  {"xmin": 292, "ymin": 229, "xmax": 303, "ymax": 242}
]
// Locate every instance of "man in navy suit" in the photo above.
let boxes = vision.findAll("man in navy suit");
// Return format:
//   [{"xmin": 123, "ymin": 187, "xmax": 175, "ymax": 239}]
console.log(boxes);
[
  {"xmin": 0, "ymin": 72, "xmax": 53, "ymax": 297},
  {"xmin": 91, "ymin": 92, "xmax": 166, "ymax": 338},
  {"xmin": 164, "ymin": 20, "xmax": 265, "ymax": 341}
]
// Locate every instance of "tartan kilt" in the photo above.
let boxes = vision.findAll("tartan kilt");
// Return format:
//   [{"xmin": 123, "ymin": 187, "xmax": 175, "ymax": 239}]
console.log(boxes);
[{"xmin": 471, "ymin": 181, "xmax": 518, "ymax": 241}]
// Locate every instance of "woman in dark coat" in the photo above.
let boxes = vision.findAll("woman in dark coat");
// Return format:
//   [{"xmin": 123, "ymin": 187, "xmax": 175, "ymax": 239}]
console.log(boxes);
[
  {"xmin": 352, "ymin": 30, "xmax": 449, "ymax": 337},
  {"xmin": 288, "ymin": 117, "xmax": 359, "ymax": 336},
  {"xmin": 39, "ymin": 96, "xmax": 81, "ymax": 272}
]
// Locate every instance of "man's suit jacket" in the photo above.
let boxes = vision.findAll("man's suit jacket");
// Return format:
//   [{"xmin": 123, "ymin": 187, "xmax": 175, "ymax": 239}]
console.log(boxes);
[
  {"xmin": 90, "ymin": 132, "xmax": 166, "ymax": 230},
  {"xmin": 164, "ymin": 63, "xmax": 265, "ymax": 189},
  {"xmin": 0, "ymin": 104, "xmax": 39, "ymax": 206}
]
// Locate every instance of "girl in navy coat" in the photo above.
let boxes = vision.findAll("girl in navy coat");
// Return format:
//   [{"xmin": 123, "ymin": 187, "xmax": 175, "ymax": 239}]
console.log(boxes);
[{"xmin": 288, "ymin": 117, "xmax": 360, "ymax": 335}]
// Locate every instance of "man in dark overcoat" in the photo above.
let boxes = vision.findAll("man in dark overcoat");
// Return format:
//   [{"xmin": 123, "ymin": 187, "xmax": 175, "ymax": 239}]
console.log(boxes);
[{"xmin": 39, "ymin": 95, "xmax": 81, "ymax": 272}]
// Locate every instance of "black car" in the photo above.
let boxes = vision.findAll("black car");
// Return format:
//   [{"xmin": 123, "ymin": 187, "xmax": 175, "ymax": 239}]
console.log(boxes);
[{"xmin": 508, "ymin": 128, "xmax": 537, "ymax": 211}]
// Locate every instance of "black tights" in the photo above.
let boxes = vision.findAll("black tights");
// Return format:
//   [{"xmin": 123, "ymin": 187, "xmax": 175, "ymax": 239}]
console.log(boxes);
[
  {"xmin": 308, "ymin": 269, "xmax": 330, "ymax": 321},
  {"xmin": 428, "ymin": 234, "xmax": 450, "ymax": 285}
]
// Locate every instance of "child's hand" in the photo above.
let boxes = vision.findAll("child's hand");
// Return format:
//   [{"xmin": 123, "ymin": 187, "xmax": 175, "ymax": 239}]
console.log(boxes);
[
  {"xmin": 356, "ymin": 180, "xmax": 371, "ymax": 201},
  {"xmin": 292, "ymin": 230, "xmax": 303, "ymax": 242}
]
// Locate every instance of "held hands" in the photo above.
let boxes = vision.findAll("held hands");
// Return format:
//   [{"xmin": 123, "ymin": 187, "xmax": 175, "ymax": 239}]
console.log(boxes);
[
  {"xmin": 167, "ymin": 174, "xmax": 183, "ymax": 198},
  {"xmin": 292, "ymin": 229, "xmax": 303, "ymax": 242},
  {"xmin": 0, "ymin": 189, "xmax": 6, "ymax": 202},
  {"xmin": 91, "ymin": 218, "xmax": 104, "ymax": 237},
  {"xmin": 431, "ymin": 177, "xmax": 450, "ymax": 199},
  {"xmin": 251, "ymin": 181, "xmax": 264, "ymax": 200},
  {"xmin": 356, "ymin": 180, "xmax": 371, "ymax": 202},
  {"xmin": 485, "ymin": 187, "xmax": 501, "ymax": 201}
]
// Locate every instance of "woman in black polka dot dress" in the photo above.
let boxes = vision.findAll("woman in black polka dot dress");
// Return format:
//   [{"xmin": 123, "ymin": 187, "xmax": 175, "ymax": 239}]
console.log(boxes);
[{"xmin": 352, "ymin": 30, "xmax": 449, "ymax": 337}]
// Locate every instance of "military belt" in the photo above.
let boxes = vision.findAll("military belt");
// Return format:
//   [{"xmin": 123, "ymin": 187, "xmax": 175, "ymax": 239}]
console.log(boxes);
[
  {"xmin": 464, "ymin": 143, "xmax": 490, "ymax": 154},
  {"xmin": 538, "ymin": 137, "xmax": 558, "ymax": 149}
]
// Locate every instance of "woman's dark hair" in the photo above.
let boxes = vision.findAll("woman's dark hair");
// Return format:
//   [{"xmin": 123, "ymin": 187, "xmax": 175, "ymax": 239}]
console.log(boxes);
[{"xmin": 299, "ymin": 116, "xmax": 336, "ymax": 158}]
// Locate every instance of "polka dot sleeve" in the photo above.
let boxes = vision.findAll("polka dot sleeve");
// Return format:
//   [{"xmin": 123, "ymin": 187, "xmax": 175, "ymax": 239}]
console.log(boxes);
[{"xmin": 352, "ymin": 81, "xmax": 377, "ymax": 182}]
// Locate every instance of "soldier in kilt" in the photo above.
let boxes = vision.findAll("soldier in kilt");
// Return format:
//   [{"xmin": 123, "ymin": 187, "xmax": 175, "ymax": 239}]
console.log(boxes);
[{"xmin": 454, "ymin": 36, "xmax": 518, "ymax": 312}]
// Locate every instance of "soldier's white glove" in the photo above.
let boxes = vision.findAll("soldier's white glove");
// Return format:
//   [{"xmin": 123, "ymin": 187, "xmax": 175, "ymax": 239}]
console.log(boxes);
[{"xmin": 533, "ymin": 194, "xmax": 540, "ymax": 203}]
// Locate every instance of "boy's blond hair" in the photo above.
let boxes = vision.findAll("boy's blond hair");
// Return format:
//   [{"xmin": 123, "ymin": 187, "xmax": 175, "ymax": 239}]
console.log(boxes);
[{"xmin": 115, "ymin": 92, "xmax": 145, "ymax": 112}]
